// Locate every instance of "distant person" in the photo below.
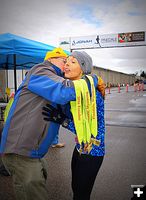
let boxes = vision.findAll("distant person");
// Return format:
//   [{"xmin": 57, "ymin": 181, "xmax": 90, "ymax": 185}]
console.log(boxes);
[
  {"xmin": 3, "ymin": 92, "xmax": 14, "ymax": 123},
  {"xmin": 0, "ymin": 123, "xmax": 10, "ymax": 176},
  {"xmin": 51, "ymin": 133, "xmax": 65, "ymax": 148},
  {"xmin": 0, "ymin": 92, "xmax": 14, "ymax": 176}
]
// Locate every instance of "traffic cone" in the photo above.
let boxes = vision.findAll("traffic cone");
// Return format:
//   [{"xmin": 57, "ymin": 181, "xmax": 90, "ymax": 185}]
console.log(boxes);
[
  {"xmin": 118, "ymin": 84, "xmax": 120, "ymax": 93},
  {"xmin": 134, "ymin": 83, "xmax": 137, "ymax": 92},
  {"xmin": 126, "ymin": 84, "xmax": 129, "ymax": 92},
  {"xmin": 108, "ymin": 83, "xmax": 111, "ymax": 94}
]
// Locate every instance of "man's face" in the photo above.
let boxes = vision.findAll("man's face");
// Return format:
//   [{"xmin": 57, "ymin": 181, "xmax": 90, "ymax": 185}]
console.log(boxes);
[{"xmin": 49, "ymin": 57, "xmax": 67, "ymax": 71}]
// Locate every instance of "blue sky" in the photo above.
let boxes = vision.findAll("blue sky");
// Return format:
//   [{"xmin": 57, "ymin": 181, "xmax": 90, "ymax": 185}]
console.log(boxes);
[{"xmin": 0, "ymin": 0, "xmax": 146, "ymax": 74}]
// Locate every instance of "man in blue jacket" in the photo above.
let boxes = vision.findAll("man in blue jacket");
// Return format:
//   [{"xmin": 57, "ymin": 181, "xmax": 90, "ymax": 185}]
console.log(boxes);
[{"xmin": 0, "ymin": 47, "xmax": 77, "ymax": 200}]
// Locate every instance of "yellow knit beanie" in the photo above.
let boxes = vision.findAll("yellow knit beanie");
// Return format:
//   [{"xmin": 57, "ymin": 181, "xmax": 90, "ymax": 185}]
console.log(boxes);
[{"xmin": 44, "ymin": 47, "xmax": 68, "ymax": 60}]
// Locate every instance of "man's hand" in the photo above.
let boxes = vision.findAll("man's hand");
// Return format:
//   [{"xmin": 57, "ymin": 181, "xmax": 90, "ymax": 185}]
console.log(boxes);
[{"xmin": 97, "ymin": 76, "xmax": 106, "ymax": 98}]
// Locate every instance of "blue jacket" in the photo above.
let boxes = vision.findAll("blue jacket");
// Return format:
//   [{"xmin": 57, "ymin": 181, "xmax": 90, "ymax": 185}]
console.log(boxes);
[{"xmin": 0, "ymin": 61, "xmax": 76, "ymax": 158}]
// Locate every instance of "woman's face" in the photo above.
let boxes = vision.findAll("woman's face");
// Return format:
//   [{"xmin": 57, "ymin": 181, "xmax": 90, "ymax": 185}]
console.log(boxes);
[{"xmin": 64, "ymin": 56, "xmax": 83, "ymax": 80}]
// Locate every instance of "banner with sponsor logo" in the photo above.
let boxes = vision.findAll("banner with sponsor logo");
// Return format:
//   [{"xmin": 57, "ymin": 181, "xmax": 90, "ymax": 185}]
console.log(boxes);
[
  {"xmin": 59, "ymin": 37, "xmax": 71, "ymax": 51},
  {"xmin": 118, "ymin": 32, "xmax": 145, "ymax": 43},
  {"xmin": 59, "ymin": 31, "xmax": 146, "ymax": 50}
]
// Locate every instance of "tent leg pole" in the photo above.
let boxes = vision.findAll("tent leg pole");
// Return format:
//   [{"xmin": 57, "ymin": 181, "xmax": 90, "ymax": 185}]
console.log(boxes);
[{"xmin": 14, "ymin": 54, "xmax": 17, "ymax": 92}]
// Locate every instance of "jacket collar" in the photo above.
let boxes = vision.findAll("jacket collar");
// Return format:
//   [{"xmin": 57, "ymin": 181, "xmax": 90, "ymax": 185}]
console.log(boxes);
[{"xmin": 43, "ymin": 60, "xmax": 64, "ymax": 77}]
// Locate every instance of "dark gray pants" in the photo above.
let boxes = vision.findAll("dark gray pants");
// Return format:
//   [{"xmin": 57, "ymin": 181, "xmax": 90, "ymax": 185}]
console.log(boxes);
[{"xmin": 2, "ymin": 154, "xmax": 48, "ymax": 200}]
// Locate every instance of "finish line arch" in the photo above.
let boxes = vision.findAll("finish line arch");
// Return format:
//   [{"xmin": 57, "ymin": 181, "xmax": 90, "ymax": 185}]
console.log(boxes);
[
  {"xmin": 59, "ymin": 31, "xmax": 145, "ymax": 87},
  {"xmin": 59, "ymin": 31, "xmax": 146, "ymax": 51}
]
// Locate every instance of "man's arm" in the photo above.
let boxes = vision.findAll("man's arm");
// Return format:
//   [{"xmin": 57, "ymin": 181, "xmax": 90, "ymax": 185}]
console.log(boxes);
[
  {"xmin": 27, "ymin": 68, "xmax": 76, "ymax": 105},
  {"xmin": 27, "ymin": 66, "xmax": 105, "ymax": 105}
]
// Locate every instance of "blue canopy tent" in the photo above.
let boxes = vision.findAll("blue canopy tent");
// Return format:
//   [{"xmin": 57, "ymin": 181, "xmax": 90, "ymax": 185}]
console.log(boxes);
[{"xmin": 0, "ymin": 33, "xmax": 55, "ymax": 91}]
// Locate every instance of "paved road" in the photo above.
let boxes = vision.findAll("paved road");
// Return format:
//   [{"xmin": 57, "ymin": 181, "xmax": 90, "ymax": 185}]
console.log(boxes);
[
  {"xmin": 105, "ymin": 86, "xmax": 146, "ymax": 128},
  {"xmin": 0, "ymin": 87, "xmax": 146, "ymax": 200}
]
